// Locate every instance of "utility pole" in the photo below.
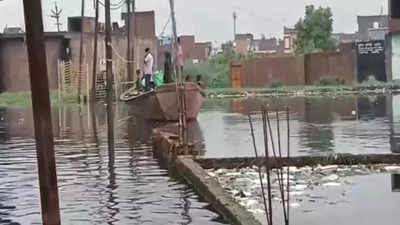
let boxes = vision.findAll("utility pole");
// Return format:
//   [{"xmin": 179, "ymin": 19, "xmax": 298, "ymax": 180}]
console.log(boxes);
[
  {"xmin": 91, "ymin": 0, "xmax": 99, "ymax": 101},
  {"xmin": 22, "ymin": 0, "xmax": 61, "ymax": 224},
  {"xmin": 233, "ymin": 12, "xmax": 237, "ymax": 41},
  {"xmin": 132, "ymin": 0, "xmax": 136, "ymax": 80},
  {"xmin": 126, "ymin": 0, "xmax": 132, "ymax": 82},
  {"xmin": 78, "ymin": 0, "xmax": 85, "ymax": 102},
  {"xmin": 50, "ymin": 1, "xmax": 62, "ymax": 32},
  {"xmin": 105, "ymin": 0, "xmax": 115, "ymax": 152}
]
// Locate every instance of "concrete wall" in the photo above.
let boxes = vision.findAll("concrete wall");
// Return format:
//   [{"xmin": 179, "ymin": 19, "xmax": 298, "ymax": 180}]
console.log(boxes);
[
  {"xmin": 240, "ymin": 55, "xmax": 305, "ymax": 88},
  {"xmin": 305, "ymin": 50, "xmax": 356, "ymax": 85},
  {"xmin": 0, "ymin": 36, "xmax": 64, "ymax": 92}
]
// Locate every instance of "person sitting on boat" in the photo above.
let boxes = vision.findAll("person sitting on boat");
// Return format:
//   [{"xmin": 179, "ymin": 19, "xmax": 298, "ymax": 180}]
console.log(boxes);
[
  {"xmin": 135, "ymin": 69, "xmax": 143, "ymax": 90},
  {"xmin": 185, "ymin": 75, "xmax": 192, "ymax": 82},
  {"xmin": 143, "ymin": 47, "xmax": 154, "ymax": 91}
]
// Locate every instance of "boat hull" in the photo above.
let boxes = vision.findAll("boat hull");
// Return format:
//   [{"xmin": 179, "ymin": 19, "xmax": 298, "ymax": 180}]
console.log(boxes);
[{"xmin": 121, "ymin": 82, "xmax": 204, "ymax": 121}]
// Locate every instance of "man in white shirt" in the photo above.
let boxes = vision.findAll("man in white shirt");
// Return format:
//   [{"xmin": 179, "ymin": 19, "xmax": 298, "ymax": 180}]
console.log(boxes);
[{"xmin": 143, "ymin": 48, "xmax": 154, "ymax": 91}]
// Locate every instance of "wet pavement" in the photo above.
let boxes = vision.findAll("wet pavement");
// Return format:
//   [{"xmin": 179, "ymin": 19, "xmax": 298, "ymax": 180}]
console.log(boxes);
[
  {"xmin": 0, "ymin": 104, "xmax": 225, "ymax": 225},
  {"xmin": 199, "ymin": 94, "xmax": 400, "ymax": 158}
]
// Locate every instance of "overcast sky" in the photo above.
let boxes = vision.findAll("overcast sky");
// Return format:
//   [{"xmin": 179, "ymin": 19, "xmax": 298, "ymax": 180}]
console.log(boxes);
[{"xmin": 0, "ymin": 0, "xmax": 388, "ymax": 43}]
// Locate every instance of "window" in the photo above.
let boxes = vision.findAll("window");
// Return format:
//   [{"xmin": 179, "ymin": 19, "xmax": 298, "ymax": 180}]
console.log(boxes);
[{"xmin": 391, "ymin": 0, "xmax": 400, "ymax": 18}]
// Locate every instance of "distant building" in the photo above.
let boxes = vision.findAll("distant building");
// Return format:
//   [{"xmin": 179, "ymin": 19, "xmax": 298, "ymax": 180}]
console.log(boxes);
[
  {"xmin": 357, "ymin": 15, "xmax": 389, "ymax": 41},
  {"xmin": 3, "ymin": 27, "xmax": 23, "ymax": 34},
  {"xmin": 221, "ymin": 41, "xmax": 234, "ymax": 52},
  {"xmin": 332, "ymin": 33, "xmax": 359, "ymax": 44},
  {"xmin": 178, "ymin": 35, "xmax": 210, "ymax": 64},
  {"xmin": 234, "ymin": 33, "xmax": 254, "ymax": 54},
  {"xmin": 252, "ymin": 37, "xmax": 284, "ymax": 54},
  {"xmin": 283, "ymin": 27, "xmax": 297, "ymax": 54},
  {"xmin": 389, "ymin": 0, "xmax": 400, "ymax": 33}
]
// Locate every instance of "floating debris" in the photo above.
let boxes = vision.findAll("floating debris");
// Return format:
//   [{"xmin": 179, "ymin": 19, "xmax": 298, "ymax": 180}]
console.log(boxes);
[{"xmin": 207, "ymin": 163, "xmax": 400, "ymax": 221}]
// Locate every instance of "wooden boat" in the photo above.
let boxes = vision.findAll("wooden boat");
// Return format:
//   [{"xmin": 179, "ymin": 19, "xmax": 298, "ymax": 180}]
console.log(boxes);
[{"xmin": 120, "ymin": 82, "xmax": 205, "ymax": 121}]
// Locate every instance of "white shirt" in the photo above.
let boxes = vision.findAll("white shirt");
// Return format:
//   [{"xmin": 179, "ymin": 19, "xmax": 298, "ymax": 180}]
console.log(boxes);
[{"xmin": 144, "ymin": 53, "xmax": 154, "ymax": 75}]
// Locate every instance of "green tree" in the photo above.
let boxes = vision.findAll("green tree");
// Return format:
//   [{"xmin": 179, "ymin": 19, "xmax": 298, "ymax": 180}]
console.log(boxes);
[{"xmin": 295, "ymin": 5, "xmax": 337, "ymax": 54}]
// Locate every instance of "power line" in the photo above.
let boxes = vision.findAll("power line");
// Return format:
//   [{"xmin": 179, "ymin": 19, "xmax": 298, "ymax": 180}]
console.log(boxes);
[
  {"xmin": 158, "ymin": 16, "xmax": 171, "ymax": 37},
  {"xmin": 98, "ymin": 0, "xmax": 125, "ymax": 10}
]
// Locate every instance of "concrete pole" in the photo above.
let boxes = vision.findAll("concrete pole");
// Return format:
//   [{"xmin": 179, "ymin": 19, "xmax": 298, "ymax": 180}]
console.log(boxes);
[{"xmin": 22, "ymin": 0, "xmax": 61, "ymax": 224}]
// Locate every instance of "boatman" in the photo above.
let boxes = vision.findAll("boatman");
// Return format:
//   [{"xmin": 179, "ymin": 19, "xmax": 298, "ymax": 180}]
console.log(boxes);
[
  {"xmin": 177, "ymin": 37, "xmax": 184, "ymax": 77},
  {"xmin": 143, "ymin": 47, "xmax": 154, "ymax": 91}
]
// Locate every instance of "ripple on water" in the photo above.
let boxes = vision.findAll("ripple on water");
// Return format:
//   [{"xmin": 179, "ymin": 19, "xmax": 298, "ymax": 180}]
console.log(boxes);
[{"xmin": 0, "ymin": 136, "xmax": 226, "ymax": 225}]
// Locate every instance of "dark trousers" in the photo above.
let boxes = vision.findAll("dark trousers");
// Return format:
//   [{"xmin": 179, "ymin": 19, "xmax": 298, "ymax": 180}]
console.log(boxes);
[{"xmin": 144, "ymin": 74, "xmax": 152, "ymax": 90}]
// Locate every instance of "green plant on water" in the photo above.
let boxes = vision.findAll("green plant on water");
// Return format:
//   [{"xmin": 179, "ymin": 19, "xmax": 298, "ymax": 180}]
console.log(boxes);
[
  {"xmin": 0, "ymin": 90, "xmax": 77, "ymax": 107},
  {"xmin": 271, "ymin": 82, "xmax": 284, "ymax": 89},
  {"xmin": 317, "ymin": 76, "xmax": 345, "ymax": 86}
]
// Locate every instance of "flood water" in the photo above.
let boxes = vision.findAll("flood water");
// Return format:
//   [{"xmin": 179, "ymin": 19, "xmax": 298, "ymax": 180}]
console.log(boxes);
[
  {"xmin": 259, "ymin": 173, "xmax": 400, "ymax": 225},
  {"xmin": 0, "ymin": 104, "xmax": 225, "ymax": 225},
  {"xmin": 199, "ymin": 94, "xmax": 400, "ymax": 158},
  {"xmin": 1, "ymin": 94, "xmax": 400, "ymax": 224}
]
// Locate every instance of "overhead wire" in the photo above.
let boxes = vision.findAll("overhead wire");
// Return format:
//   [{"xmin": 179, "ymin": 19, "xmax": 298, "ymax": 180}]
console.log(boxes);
[
  {"xmin": 98, "ymin": 0, "xmax": 126, "ymax": 10},
  {"xmin": 158, "ymin": 15, "xmax": 171, "ymax": 37}
]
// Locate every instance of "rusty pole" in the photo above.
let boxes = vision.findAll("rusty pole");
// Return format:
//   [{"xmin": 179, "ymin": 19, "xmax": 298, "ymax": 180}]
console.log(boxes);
[
  {"xmin": 105, "ymin": 0, "xmax": 115, "ymax": 152},
  {"xmin": 22, "ymin": 0, "xmax": 61, "ymax": 224},
  {"xmin": 91, "ymin": 0, "xmax": 99, "ymax": 101}
]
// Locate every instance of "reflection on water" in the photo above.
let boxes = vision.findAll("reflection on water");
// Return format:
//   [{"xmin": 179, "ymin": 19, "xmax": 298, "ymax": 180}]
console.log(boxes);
[
  {"xmin": 262, "ymin": 174, "xmax": 400, "ymax": 225},
  {"xmin": 0, "ymin": 104, "xmax": 225, "ymax": 225},
  {"xmin": 199, "ymin": 95, "xmax": 399, "ymax": 158}
]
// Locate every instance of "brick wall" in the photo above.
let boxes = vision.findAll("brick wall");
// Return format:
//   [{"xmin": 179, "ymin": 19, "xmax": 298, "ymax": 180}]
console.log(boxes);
[
  {"xmin": 0, "ymin": 37, "xmax": 64, "ymax": 92},
  {"xmin": 233, "ymin": 49, "xmax": 356, "ymax": 88},
  {"xmin": 305, "ymin": 50, "xmax": 356, "ymax": 85},
  {"xmin": 240, "ymin": 55, "xmax": 305, "ymax": 88}
]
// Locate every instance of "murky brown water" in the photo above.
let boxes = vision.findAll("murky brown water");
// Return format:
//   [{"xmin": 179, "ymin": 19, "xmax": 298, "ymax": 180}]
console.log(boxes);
[
  {"xmin": 199, "ymin": 94, "xmax": 399, "ymax": 158},
  {"xmin": 0, "ymin": 104, "xmax": 225, "ymax": 225}
]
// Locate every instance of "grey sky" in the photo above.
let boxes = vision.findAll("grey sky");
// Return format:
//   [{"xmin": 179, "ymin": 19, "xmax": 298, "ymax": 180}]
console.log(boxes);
[{"xmin": 0, "ymin": 0, "xmax": 388, "ymax": 43}]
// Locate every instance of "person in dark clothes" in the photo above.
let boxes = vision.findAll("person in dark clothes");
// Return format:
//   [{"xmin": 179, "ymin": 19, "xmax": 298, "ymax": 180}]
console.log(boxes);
[
  {"xmin": 185, "ymin": 75, "xmax": 192, "ymax": 82},
  {"xmin": 196, "ymin": 74, "xmax": 205, "ymax": 88},
  {"xmin": 164, "ymin": 51, "xmax": 172, "ymax": 83}
]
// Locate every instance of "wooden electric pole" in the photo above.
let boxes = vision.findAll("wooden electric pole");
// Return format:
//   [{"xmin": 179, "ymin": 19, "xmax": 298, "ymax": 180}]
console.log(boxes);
[
  {"xmin": 91, "ymin": 0, "xmax": 99, "ymax": 101},
  {"xmin": 126, "ymin": 0, "xmax": 132, "ymax": 82},
  {"xmin": 22, "ymin": 0, "xmax": 61, "ymax": 224},
  {"xmin": 233, "ymin": 12, "xmax": 237, "ymax": 41},
  {"xmin": 78, "ymin": 0, "xmax": 85, "ymax": 102},
  {"xmin": 105, "ymin": 0, "xmax": 115, "ymax": 152}
]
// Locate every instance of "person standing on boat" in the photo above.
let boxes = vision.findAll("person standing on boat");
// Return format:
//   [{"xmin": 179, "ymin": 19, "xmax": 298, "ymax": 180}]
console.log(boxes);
[
  {"xmin": 143, "ymin": 48, "xmax": 154, "ymax": 91},
  {"xmin": 177, "ymin": 37, "xmax": 184, "ymax": 78}
]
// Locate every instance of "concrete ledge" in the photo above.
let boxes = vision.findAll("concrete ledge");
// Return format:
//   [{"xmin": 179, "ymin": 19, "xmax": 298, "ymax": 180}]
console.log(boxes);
[
  {"xmin": 197, "ymin": 153, "xmax": 400, "ymax": 170},
  {"xmin": 176, "ymin": 156, "xmax": 262, "ymax": 225}
]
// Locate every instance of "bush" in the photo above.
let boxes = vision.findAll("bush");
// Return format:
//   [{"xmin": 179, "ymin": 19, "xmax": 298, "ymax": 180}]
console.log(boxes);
[
  {"xmin": 317, "ymin": 76, "xmax": 345, "ymax": 86},
  {"xmin": 183, "ymin": 50, "xmax": 247, "ymax": 88},
  {"xmin": 271, "ymin": 82, "xmax": 283, "ymax": 88}
]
